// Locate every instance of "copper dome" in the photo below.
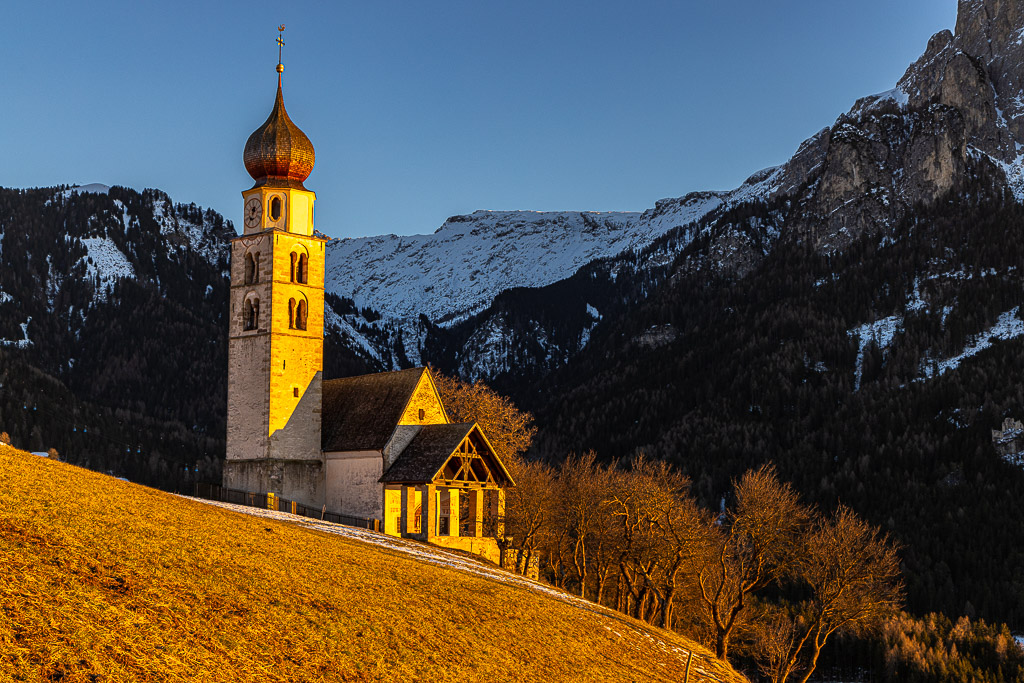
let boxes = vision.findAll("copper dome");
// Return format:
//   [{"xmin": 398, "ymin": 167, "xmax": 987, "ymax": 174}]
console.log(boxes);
[{"xmin": 243, "ymin": 79, "xmax": 315, "ymax": 189}]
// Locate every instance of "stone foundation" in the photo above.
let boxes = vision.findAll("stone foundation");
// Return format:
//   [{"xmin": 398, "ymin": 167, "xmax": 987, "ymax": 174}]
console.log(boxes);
[
  {"xmin": 429, "ymin": 535, "xmax": 501, "ymax": 564},
  {"xmin": 223, "ymin": 458, "xmax": 324, "ymax": 509}
]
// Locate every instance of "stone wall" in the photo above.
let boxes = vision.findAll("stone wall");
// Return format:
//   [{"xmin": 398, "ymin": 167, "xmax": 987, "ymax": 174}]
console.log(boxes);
[
  {"xmin": 226, "ymin": 217, "xmax": 328, "ymax": 505},
  {"xmin": 267, "ymin": 370, "xmax": 323, "ymax": 462},
  {"xmin": 324, "ymin": 450, "xmax": 384, "ymax": 519},
  {"xmin": 431, "ymin": 535, "xmax": 501, "ymax": 564},
  {"xmin": 223, "ymin": 458, "xmax": 324, "ymax": 508},
  {"xmin": 226, "ymin": 232, "xmax": 274, "ymax": 463}
]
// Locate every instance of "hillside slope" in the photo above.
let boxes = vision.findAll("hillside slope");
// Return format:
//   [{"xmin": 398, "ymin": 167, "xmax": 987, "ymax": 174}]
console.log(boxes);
[{"xmin": 0, "ymin": 446, "xmax": 745, "ymax": 683}]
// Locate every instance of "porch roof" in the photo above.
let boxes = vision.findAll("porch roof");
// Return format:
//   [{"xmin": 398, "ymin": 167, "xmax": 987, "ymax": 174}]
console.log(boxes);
[{"xmin": 379, "ymin": 422, "xmax": 514, "ymax": 487}]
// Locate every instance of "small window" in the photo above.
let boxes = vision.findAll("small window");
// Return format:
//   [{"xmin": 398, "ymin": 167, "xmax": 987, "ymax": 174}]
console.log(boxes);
[
  {"xmin": 293, "ymin": 387, "xmax": 299, "ymax": 398},
  {"xmin": 270, "ymin": 196, "xmax": 282, "ymax": 221},
  {"xmin": 296, "ymin": 299, "xmax": 307, "ymax": 331},
  {"xmin": 244, "ymin": 252, "xmax": 255, "ymax": 285},
  {"xmin": 418, "ymin": 408, "xmax": 425, "ymax": 421},
  {"xmin": 244, "ymin": 298, "xmax": 260, "ymax": 331}
]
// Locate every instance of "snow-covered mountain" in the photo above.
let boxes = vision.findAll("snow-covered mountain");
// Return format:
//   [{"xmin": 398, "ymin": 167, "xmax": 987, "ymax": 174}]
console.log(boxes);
[
  {"xmin": 324, "ymin": 164, "xmax": 794, "ymax": 327},
  {"xmin": 324, "ymin": 0, "xmax": 1024, "ymax": 383},
  {"xmin": 322, "ymin": 168, "xmax": 785, "ymax": 368}
]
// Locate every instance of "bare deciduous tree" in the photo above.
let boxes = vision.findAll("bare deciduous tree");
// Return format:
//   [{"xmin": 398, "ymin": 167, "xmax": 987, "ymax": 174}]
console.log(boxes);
[
  {"xmin": 695, "ymin": 464, "xmax": 810, "ymax": 660},
  {"xmin": 607, "ymin": 456, "xmax": 707, "ymax": 629},
  {"xmin": 558, "ymin": 451, "xmax": 612, "ymax": 599},
  {"xmin": 432, "ymin": 371, "xmax": 537, "ymax": 463},
  {"xmin": 503, "ymin": 458, "xmax": 557, "ymax": 575},
  {"xmin": 755, "ymin": 505, "xmax": 903, "ymax": 683}
]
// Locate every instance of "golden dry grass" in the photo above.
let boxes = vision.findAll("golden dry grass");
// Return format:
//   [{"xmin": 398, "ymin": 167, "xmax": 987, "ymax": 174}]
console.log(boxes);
[{"xmin": 0, "ymin": 445, "xmax": 747, "ymax": 682}]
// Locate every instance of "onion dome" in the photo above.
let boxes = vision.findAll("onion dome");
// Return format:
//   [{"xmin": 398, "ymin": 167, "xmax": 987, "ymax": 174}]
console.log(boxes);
[{"xmin": 243, "ymin": 77, "xmax": 315, "ymax": 189}]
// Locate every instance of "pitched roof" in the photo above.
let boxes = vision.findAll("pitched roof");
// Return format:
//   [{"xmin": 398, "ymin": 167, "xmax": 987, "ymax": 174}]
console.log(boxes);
[
  {"xmin": 380, "ymin": 423, "xmax": 515, "ymax": 487},
  {"xmin": 321, "ymin": 367, "xmax": 427, "ymax": 452},
  {"xmin": 380, "ymin": 423, "xmax": 477, "ymax": 483}
]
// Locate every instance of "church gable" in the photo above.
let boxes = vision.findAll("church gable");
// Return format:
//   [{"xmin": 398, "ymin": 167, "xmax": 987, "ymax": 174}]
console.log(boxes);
[
  {"xmin": 397, "ymin": 370, "xmax": 449, "ymax": 426},
  {"xmin": 380, "ymin": 423, "xmax": 514, "ymax": 488},
  {"xmin": 435, "ymin": 428, "xmax": 512, "ymax": 488}
]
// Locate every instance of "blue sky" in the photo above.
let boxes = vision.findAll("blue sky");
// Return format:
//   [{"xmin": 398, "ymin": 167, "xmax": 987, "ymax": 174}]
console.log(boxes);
[{"xmin": 5, "ymin": 1, "xmax": 958, "ymax": 239}]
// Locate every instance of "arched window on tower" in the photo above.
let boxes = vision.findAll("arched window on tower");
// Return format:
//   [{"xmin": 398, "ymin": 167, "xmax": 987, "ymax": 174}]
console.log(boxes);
[
  {"xmin": 270, "ymin": 196, "xmax": 282, "ymax": 222},
  {"xmin": 288, "ymin": 298, "xmax": 296, "ymax": 329},
  {"xmin": 298, "ymin": 253, "xmax": 308, "ymax": 284},
  {"xmin": 296, "ymin": 299, "xmax": 307, "ymax": 331},
  {"xmin": 244, "ymin": 297, "xmax": 260, "ymax": 331},
  {"xmin": 244, "ymin": 252, "xmax": 255, "ymax": 285}
]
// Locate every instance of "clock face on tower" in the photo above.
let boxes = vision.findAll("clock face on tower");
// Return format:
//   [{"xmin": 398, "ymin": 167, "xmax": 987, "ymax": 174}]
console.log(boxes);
[{"xmin": 244, "ymin": 197, "xmax": 263, "ymax": 229}]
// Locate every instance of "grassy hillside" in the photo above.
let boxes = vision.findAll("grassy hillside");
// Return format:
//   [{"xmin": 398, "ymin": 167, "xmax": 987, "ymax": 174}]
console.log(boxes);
[{"xmin": 0, "ymin": 445, "xmax": 745, "ymax": 683}]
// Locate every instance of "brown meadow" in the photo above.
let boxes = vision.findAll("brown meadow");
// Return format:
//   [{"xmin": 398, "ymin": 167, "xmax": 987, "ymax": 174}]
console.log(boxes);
[{"xmin": 0, "ymin": 445, "xmax": 745, "ymax": 682}]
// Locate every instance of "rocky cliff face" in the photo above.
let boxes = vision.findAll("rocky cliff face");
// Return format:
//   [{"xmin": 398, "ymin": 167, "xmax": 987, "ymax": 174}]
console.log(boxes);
[{"xmin": 741, "ymin": 0, "xmax": 1024, "ymax": 255}]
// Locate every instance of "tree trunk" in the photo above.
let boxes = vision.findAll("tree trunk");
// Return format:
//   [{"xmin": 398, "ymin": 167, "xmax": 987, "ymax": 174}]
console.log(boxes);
[
  {"xmin": 716, "ymin": 631, "xmax": 728, "ymax": 661},
  {"xmin": 795, "ymin": 639, "xmax": 826, "ymax": 683},
  {"xmin": 661, "ymin": 584, "xmax": 675, "ymax": 630}
]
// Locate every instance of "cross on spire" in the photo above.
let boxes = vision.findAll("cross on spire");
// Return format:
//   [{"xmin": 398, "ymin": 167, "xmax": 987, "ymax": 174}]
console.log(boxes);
[{"xmin": 276, "ymin": 25, "xmax": 286, "ymax": 74}]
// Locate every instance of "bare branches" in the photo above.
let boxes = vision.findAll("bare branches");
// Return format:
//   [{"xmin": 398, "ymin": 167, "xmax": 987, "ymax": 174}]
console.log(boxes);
[
  {"xmin": 694, "ymin": 464, "xmax": 812, "ymax": 660},
  {"xmin": 432, "ymin": 371, "xmax": 537, "ymax": 464},
  {"xmin": 753, "ymin": 504, "xmax": 904, "ymax": 683},
  {"xmin": 421, "ymin": 370, "xmax": 903, "ymax": 677}
]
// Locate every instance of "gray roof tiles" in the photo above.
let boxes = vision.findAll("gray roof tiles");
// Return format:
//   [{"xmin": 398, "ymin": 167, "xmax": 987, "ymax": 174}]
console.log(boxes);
[{"xmin": 321, "ymin": 367, "xmax": 426, "ymax": 452}]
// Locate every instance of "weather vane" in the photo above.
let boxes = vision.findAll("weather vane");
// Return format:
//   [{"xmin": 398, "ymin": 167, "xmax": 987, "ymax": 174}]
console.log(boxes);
[{"xmin": 276, "ymin": 25, "xmax": 286, "ymax": 74}]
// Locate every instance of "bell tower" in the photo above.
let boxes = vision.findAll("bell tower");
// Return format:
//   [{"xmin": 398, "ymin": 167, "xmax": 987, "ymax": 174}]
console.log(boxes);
[{"xmin": 224, "ymin": 26, "xmax": 327, "ymax": 506}]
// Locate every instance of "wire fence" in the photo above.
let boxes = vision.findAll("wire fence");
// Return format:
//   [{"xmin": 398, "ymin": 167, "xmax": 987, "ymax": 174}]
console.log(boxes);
[{"xmin": 193, "ymin": 482, "xmax": 380, "ymax": 531}]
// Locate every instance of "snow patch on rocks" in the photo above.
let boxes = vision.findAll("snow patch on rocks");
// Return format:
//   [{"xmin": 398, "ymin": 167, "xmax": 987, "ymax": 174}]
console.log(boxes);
[
  {"xmin": 325, "ymin": 303, "xmax": 384, "ymax": 364},
  {"xmin": 921, "ymin": 307, "xmax": 1024, "ymax": 379},
  {"xmin": 0, "ymin": 318, "xmax": 33, "ymax": 348},
  {"xmin": 78, "ymin": 236, "xmax": 135, "ymax": 296},
  {"xmin": 849, "ymin": 316, "xmax": 903, "ymax": 391}
]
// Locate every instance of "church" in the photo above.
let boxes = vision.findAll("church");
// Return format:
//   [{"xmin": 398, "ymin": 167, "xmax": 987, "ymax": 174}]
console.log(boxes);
[{"xmin": 223, "ymin": 36, "xmax": 514, "ymax": 563}]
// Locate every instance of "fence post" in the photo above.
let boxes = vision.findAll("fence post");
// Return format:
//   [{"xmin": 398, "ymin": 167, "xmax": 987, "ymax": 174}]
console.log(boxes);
[
  {"xmin": 374, "ymin": 519, "xmax": 380, "ymax": 532},
  {"xmin": 291, "ymin": 501, "xmax": 297, "ymax": 515}
]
